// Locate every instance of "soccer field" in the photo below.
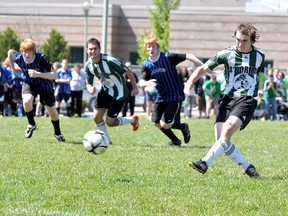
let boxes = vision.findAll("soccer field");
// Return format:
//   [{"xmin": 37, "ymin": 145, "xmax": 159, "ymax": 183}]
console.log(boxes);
[{"xmin": 1, "ymin": 117, "xmax": 287, "ymax": 215}]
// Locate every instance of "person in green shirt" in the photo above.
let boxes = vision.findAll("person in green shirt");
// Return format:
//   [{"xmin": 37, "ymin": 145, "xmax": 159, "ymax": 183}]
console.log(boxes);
[
  {"xmin": 253, "ymin": 90, "xmax": 268, "ymax": 120},
  {"xmin": 203, "ymin": 75, "xmax": 221, "ymax": 118},
  {"xmin": 264, "ymin": 74, "xmax": 278, "ymax": 120}
]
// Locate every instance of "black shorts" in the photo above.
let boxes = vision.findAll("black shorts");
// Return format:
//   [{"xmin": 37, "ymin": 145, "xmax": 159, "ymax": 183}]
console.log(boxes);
[
  {"xmin": 95, "ymin": 89, "xmax": 124, "ymax": 118},
  {"xmin": 22, "ymin": 83, "xmax": 55, "ymax": 107},
  {"xmin": 56, "ymin": 93, "xmax": 71, "ymax": 103},
  {"xmin": 151, "ymin": 101, "xmax": 182, "ymax": 124},
  {"xmin": 216, "ymin": 96, "xmax": 257, "ymax": 130}
]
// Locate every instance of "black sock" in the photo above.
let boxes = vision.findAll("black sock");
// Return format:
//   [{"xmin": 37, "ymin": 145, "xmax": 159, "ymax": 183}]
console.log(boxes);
[
  {"xmin": 26, "ymin": 110, "xmax": 36, "ymax": 126},
  {"xmin": 160, "ymin": 128, "xmax": 179, "ymax": 142},
  {"xmin": 172, "ymin": 122, "xmax": 185, "ymax": 130},
  {"xmin": 51, "ymin": 119, "xmax": 61, "ymax": 135}
]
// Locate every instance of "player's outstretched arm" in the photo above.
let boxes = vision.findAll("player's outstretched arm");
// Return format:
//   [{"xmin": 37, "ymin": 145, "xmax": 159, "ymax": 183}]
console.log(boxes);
[
  {"xmin": 186, "ymin": 53, "xmax": 204, "ymax": 66},
  {"xmin": 7, "ymin": 49, "xmax": 22, "ymax": 72}
]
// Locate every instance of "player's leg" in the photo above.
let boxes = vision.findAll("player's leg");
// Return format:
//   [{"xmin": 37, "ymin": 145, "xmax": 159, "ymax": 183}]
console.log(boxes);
[
  {"xmin": 151, "ymin": 102, "xmax": 181, "ymax": 146},
  {"xmin": 166, "ymin": 102, "xmax": 191, "ymax": 144},
  {"xmin": 22, "ymin": 84, "xmax": 37, "ymax": 138},
  {"xmin": 42, "ymin": 92, "xmax": 65, "ymax": 142},
  {"xmin": 224, "ymin": 98, "xmax": 259, "ymax": 177},
  {"xmin": 106, "ymin": 98, "xmax": 139, "ymax": 131}
]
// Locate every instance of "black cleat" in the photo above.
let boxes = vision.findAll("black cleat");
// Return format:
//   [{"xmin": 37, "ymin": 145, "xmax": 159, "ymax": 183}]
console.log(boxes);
[
  {"xmin": 24, "ymin": 125, "xmax": 37, "ymax": 138},
  {"xmin": 189, "ymin": 159, "xmax": 208, "ymax": 174},
  {"xmin": 181, "ymin": 123, "xmax": 191, "ymax": 143},
  {"xmin": 169, "ymin": 139, "xmax": 181, "ymax": 146},
  {"xmin": 244, "ymin": 164, "xmax": 260, "ymax": 178},
  {"xmin": 54, "ymin": 134, "xmax": 66, "ymax": 142}
]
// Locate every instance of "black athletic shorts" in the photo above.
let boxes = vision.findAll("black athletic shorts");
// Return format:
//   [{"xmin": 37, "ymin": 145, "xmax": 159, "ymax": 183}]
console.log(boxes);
[
  {"xmin": 94, "ymin": 89, "xmax": 124, "ymax": 118},
  {"xmin": 22, "ymin": 83, "xmax": 55, "ymax": 107},
  {"xmin": 151, "ymin": 101, "xmax": 182, "ymax": 125},
  {"xmin": 56, "ymin": 93, "xmax": 71, "ymax": 103},
  {"xmin": 216, "ymin": 96, "xmax": 257, "ymax": 130}
]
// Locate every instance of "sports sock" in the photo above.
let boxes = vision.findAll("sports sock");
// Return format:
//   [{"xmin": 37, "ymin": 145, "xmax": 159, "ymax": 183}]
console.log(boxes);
[
  {"xmin": 225, "ymin": 143, "xmax": 250, "ymax": 170},
  {"xmin": 26, "ymin": 110, "xmax": 36, "ymax": 126},
  {"xmin": 97, "ymin": 121, "xmax": 111, "ymax": 142},
  {"xmin": 117, "ymin": 117, "xmax": 133, "ymax": 126},
  {"xmin": 51, "ymin": 119, "xmax": 61, "ymax": 135},
  {"xmin": 202, "ymin": 140, "xmax": 228, "ymax": 166},
  {"xmin": 171, "ymin": 122, "xmax": 185, "ymax": 130},
  {"xmin": 160, "ymin": 128, "xmax": 179, "ymax": 142}
]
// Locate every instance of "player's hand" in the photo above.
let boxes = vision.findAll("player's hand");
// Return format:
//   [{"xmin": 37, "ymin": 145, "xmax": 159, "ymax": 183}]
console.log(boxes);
[
  {"xmin": 184, "ymin": 82, "xmax": 192, "ymax": 94},
  {"xmin": 28, "ymin": 69, "xmax": 40, "ymax": 78},
  {"xmin": 147, "ymin": 79, "xmax": 157, "ymax": 87},
  {"xmin": 87, "ymin": 85, "xmax": 96, "ymax": 95}
]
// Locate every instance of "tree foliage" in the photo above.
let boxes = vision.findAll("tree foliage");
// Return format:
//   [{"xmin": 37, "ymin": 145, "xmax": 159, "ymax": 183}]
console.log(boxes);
[
  {"xmin": 40, "ymin": 29, "xmax": 69, "ymax": 63},
  {"xmin": 136, "ymin": 0, "xmax": 180, "ymax": 64},
  {"xmin": 0, "ymin": 27, "xmax": 21, "ymax": 62}
]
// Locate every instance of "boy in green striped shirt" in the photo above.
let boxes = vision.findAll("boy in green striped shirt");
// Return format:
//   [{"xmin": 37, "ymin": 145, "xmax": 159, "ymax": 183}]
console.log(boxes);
[
  {"xmin": 85, "ymin": 38, "xmax": 139, "ymax": 143},
  {"xmin": 185, "ymin": 23, "xmax": 265, "ymax": 178}
]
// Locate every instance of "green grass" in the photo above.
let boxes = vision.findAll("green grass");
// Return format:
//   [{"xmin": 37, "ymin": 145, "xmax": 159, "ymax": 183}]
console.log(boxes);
[{"xmin": 0, "ymin": 116, "xmax": 288, "ymax": 215}]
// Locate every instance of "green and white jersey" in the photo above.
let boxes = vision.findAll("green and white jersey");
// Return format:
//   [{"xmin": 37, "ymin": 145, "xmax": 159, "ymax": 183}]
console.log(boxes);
[
  {"xmin": 206, "ymin": 45, "xmax": 265, "ymax": 97},
  {"xmin": 84, "ymin": 54, "xmax": 128, "ymax": 101}
]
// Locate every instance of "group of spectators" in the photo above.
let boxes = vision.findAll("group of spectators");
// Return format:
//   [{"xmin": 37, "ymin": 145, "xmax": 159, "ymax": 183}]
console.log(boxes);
[{"xmin": 254, "ymin": 68, "xmax": 288, "ymax": 121}]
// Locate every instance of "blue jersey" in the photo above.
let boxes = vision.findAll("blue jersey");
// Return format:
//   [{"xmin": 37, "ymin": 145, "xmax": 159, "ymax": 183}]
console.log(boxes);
[
  {"xmin": 55, "ymin": 69, "xmax": 72, "ymax": 94},
  {"xmin": 14, "ymin": 52, "xmax": 54, "ymax": 92},
  {"xmin": 141, "ymin": 52, "xmax": 186, "ymax": 102},
  {"xmin": 0, "ymin": 67, "xmax": 12, "ymax": 83}
]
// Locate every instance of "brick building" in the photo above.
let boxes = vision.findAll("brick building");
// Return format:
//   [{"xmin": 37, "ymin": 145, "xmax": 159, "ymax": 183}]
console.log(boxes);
[{"xmin": 1, "ymin": 0, "xmax": 288, "ymax": 70}]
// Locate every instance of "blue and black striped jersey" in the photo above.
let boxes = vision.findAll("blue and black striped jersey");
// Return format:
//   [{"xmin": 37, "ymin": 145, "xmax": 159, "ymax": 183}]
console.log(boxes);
[
  {"xmin": 141, "ymin": 52, "xmax": 186, "ymax": 102},
  {"xmin": 14, "ymin": 52, "xmax": 54, "ymax": 92}
]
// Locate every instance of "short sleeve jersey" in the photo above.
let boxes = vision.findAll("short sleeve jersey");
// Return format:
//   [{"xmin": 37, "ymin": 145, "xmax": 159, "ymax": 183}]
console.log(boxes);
[
  {"xmin": 206, "ymin": 45, "xmax": 265, "ymax": 97},
  {"xmin": 141, "ymin": 52, "xmax": 186, "ymax": 102},
  {"xmin": 84, "ymin": 54, "xmax": 128, "ymax": 101},
  {"xmin": 56, "ymin": 69, "xmax": 72, "ymax": 94},
  {"xmin": 14, "ymin": 52, "xmax": 54, "ymax": 92}
]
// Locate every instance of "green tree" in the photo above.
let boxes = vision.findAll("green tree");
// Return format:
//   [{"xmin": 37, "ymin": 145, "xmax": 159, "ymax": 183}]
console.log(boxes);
[
  {"xmin": 40, "ymin": 28, "xmax": 69, "ymax": 62},
  {"xmin": 0, "ymin": 27, "xmax": 21, "ymax": 61},
  {"xmin": 136, "ymin": 0, "xmax": 180, "ymax": 64}
]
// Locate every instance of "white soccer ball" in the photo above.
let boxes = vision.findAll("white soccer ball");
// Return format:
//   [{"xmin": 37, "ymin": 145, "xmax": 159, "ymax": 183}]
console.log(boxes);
[{"xmin": 83, "ymin": 130, "xmax": 110, "ymax": 155}]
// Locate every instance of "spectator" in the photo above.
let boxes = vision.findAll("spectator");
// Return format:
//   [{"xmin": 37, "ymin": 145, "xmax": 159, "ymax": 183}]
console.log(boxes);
[
  {"xmin": 194, "ymin": 75, "xmax": 206, "ymax": 119},
  {"xmin": 0, "ymin": 63, "xmax": 12, "ymax": 116},
  {"xmin": 253, "ymin": 90, "xmax": 268, "ymax": 120},
  {"xmin": 183, "ymin": 67, "xmax": 196, "ymax": 119},
  {"xmin": 122, "ymin": 62, "xmax": 139, "ymax": 117},
  {"xmin": 55, "ymin": 59, "xmax": 72, "ymax": 117},
  {"xmin": 264, "ymin": 74, "xmax": 278, "ymax": 121},
  {"xmin": 203, "ymin": 75, "xmax": 221, "ymax": 118},
  {"xmin": 70, "ymin": 63, "xmax": 86, "ymax": 117}
]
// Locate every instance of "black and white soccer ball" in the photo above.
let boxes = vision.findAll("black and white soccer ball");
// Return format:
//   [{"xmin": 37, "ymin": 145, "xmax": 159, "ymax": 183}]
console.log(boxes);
[{"xmin": 83, "ymin": 130, "xmax": 110, "ymax": 155}]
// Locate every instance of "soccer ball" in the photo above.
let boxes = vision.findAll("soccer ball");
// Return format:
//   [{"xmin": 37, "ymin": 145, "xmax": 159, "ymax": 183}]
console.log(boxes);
[{"xmin": 83, "ymin": 130, "xmax": 110, "ymax": 155}]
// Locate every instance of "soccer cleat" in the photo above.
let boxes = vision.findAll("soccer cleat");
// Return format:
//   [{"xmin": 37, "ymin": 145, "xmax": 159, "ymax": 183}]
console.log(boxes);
[
  {"xmin": 169, "ymin": 139, "xmax": 181, "ymax": 146},
  {"xmin": 24, "ymin": 125, "xmax": 37, "ymax": 138},
  {"xmin": 54, "ymin": 134, "xmax": 66, "ymax": 142},
  {"xmin": 244, "ymin": 164, "xmax": 260, "ymax": 178},
  {"xmin": 189, "ymin": 159, "xmax": 208, "ymax": 174},
  {"xmin": 131, "ymin": 114, "xmax": 139, "ymax": 131},
  {"xmin": 181, "ymin": 123, "xmax": 191, "ymax": 143}
]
